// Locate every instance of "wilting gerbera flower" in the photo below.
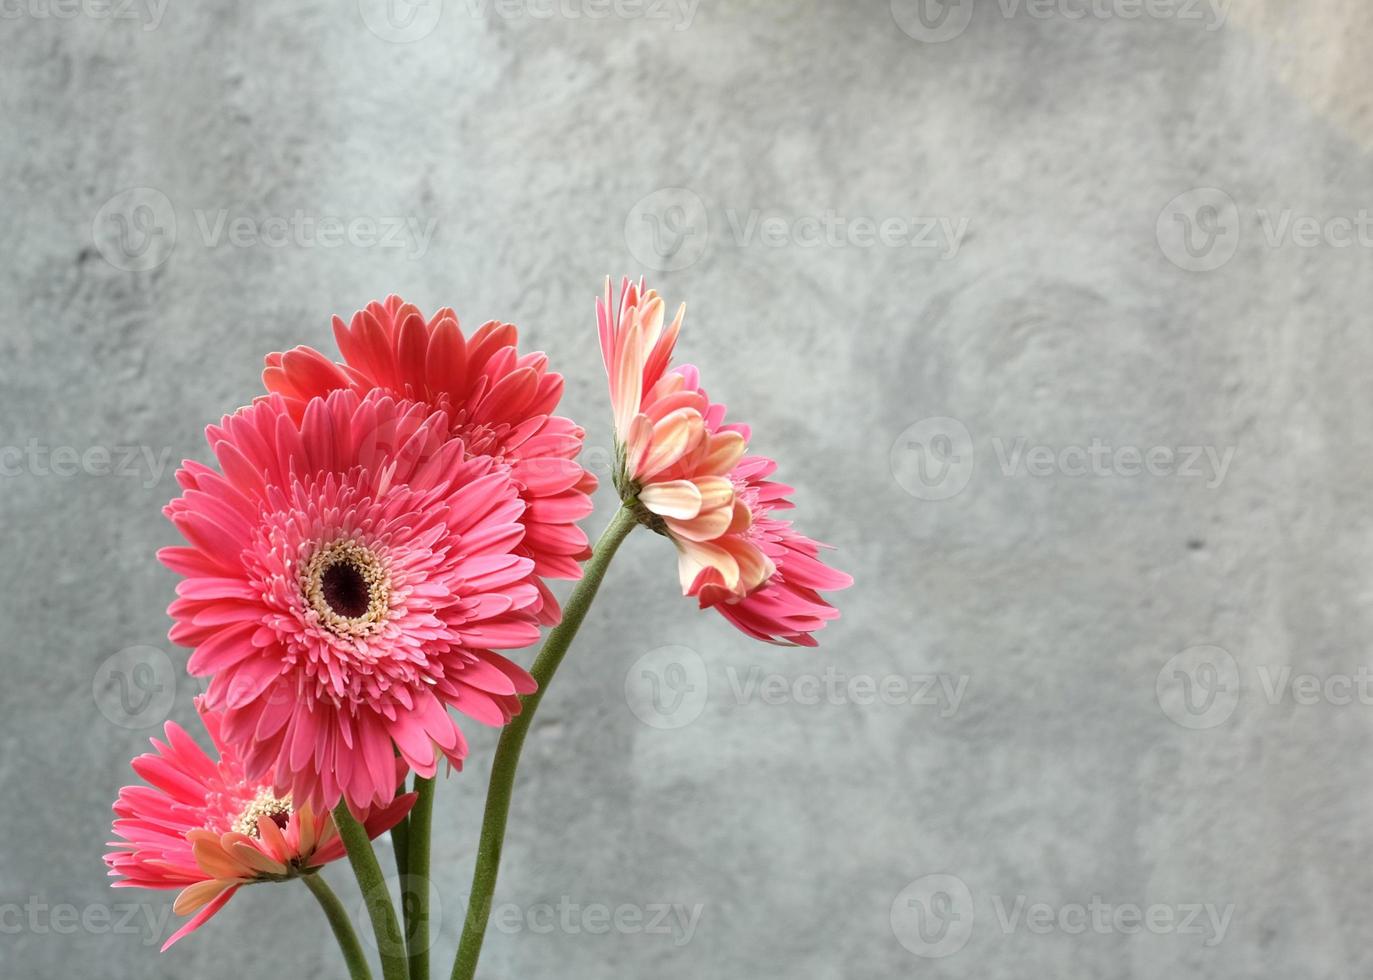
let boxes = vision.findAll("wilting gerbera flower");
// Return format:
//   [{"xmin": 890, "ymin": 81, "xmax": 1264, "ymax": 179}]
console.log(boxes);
[
  {"xmin": 262, "ymin": 296, "xmax": 597, "ymax": 624},
  {"xmin": 161, "ymin": 389, "xmax": 540, "ymax": 811},
  {"xmin": 597, "ymin": 278, "xmax": 772, "ymax": 600},
  {"xmin": 599, "ymin": 277, "xmax": 850, "ymax": 644},
  {"xmin": 105, "ymin": 701, "xmax": 415, "ymax": 950}
]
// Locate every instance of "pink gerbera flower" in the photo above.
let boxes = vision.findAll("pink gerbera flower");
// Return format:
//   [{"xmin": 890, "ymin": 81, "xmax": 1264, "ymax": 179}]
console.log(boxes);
[
  {"xmin": 699, "ymin": 454, "xmax": 853, "ymax": 645},
  {"xmin": 262, "ymin": 296, "xmax": 597, "ymax": 625},
  {"xmin": 161, "ymin": 388, "xmax": 540, "ymax": 811},
  {"xmin": 105, "ymin": 701, "xmax": 415, "ymax": 950},
  {"xmin": 599, "ymin": 277, "xmax": 850, "ymax": 644},
  {"xmin": 597, "ymin": 278, "xmax": 772, "ymax": 599}
]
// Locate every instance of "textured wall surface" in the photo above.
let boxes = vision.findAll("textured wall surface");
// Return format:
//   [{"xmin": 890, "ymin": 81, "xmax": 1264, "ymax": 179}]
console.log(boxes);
[{"xmin": 4, "ymin": 1, "xmax": 1373, "ymax": 977}]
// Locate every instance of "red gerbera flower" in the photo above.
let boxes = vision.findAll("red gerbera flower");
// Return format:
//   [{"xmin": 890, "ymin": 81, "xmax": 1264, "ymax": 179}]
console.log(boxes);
[{"xmin": 262, "ymin": 296, "xmax": 597, "ymax": 624}]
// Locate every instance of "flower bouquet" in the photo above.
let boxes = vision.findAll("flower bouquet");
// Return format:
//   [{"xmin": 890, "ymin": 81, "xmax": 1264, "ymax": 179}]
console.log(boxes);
[{"xmin": 104, "ymin": 278, "xmax": 850, "ymax": 979}]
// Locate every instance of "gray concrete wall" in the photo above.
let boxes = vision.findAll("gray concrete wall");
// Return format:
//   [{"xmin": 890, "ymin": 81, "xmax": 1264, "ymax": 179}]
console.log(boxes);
[{"xmin": 3, "ymin": 0, "xmax": 1373, "ymax": 976}]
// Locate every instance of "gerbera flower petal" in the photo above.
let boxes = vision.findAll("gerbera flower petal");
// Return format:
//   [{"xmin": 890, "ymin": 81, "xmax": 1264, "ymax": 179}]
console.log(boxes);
[
  {"xmin": 162, "ymin": 885, "xmax": 238, "ymax": 950},
  {"xmin": 639, "ymin": 480, "xmax": 703, "ymax": 520}
]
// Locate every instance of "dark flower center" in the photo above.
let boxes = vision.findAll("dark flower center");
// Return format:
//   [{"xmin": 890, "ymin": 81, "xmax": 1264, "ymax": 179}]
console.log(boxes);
[
  {"xmin": 321, "ymin": 562, "xmax": 370, "ymax": 619},
  {"xmin": 303, "ymin": 539, "xmax": 390, "ymax": 637}
]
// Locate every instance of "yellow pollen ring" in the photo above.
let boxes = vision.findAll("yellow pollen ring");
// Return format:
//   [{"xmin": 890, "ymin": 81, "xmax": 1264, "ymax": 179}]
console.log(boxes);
[
  {"xmin": 232, "ymin": 787, "xmax": 293, "ymax": 838},
  {"xmin": 302, "ymin": 539, "xmax": 391, "ymax": 637}
]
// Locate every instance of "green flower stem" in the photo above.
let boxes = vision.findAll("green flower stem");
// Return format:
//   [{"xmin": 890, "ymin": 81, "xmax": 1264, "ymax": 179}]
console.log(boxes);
[
  {"xmin": 390, "ymin": 782, "xmax": 410, "ymax": 884},
  {"xmin": 449, "ymin": 504, "xmax": 640, "ymax": 980},
  {"xmin": 333, "ymin": 802, "xmax": 409, "ymax": 980},
  {"xmin": 406, "ymin": 775, "xmax": 436, "ymax": 980},
  {"xmin": 302, "ymin": 873, "xmax": 374, "ymax": 980}
]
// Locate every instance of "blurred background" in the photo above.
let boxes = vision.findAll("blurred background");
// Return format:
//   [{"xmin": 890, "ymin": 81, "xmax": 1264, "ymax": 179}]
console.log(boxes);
[{"xmin": 4, "ymin": 0, "xmax": 1373, "ymax": 976}]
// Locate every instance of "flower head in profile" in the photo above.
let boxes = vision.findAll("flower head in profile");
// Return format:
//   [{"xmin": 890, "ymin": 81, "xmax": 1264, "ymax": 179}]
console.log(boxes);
[
  {"xmin": 161, "ymin": 388, "xmax": 540, "ymax": 811},
  {"xmin": 598, "ymin": 278, "xmax": 772, "ymax": 599},
  {"xmin": 105, "ymin": 701, "xmax": 415, "ymax": 950},
  {"xmin": 262, "ymin": 296, "xmax": 597, "ymax": 624},
  {"xmin": 598, "ymin": 277, "xmax": 851, "ymax": 644}
]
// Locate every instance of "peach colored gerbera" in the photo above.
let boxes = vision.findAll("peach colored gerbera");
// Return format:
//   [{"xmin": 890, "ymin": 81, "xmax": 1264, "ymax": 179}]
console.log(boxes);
[
  {"xmin": 161, "ymin": 389, "xmax": 540, "ymax": 811},
  {"xmin": 599, "ymin": 277, "xmax": 850, "ymax": 644},
  {"xmin": 597, "ymin": 277, "xmax": 773, "ymax": 600},
  {"xmin": 262, "ymin": 296, "xmax": 597, "ymax": 625},
  {"xmin": 105, "ymin": 700, "xmax": 415, "ymax": 950}
]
